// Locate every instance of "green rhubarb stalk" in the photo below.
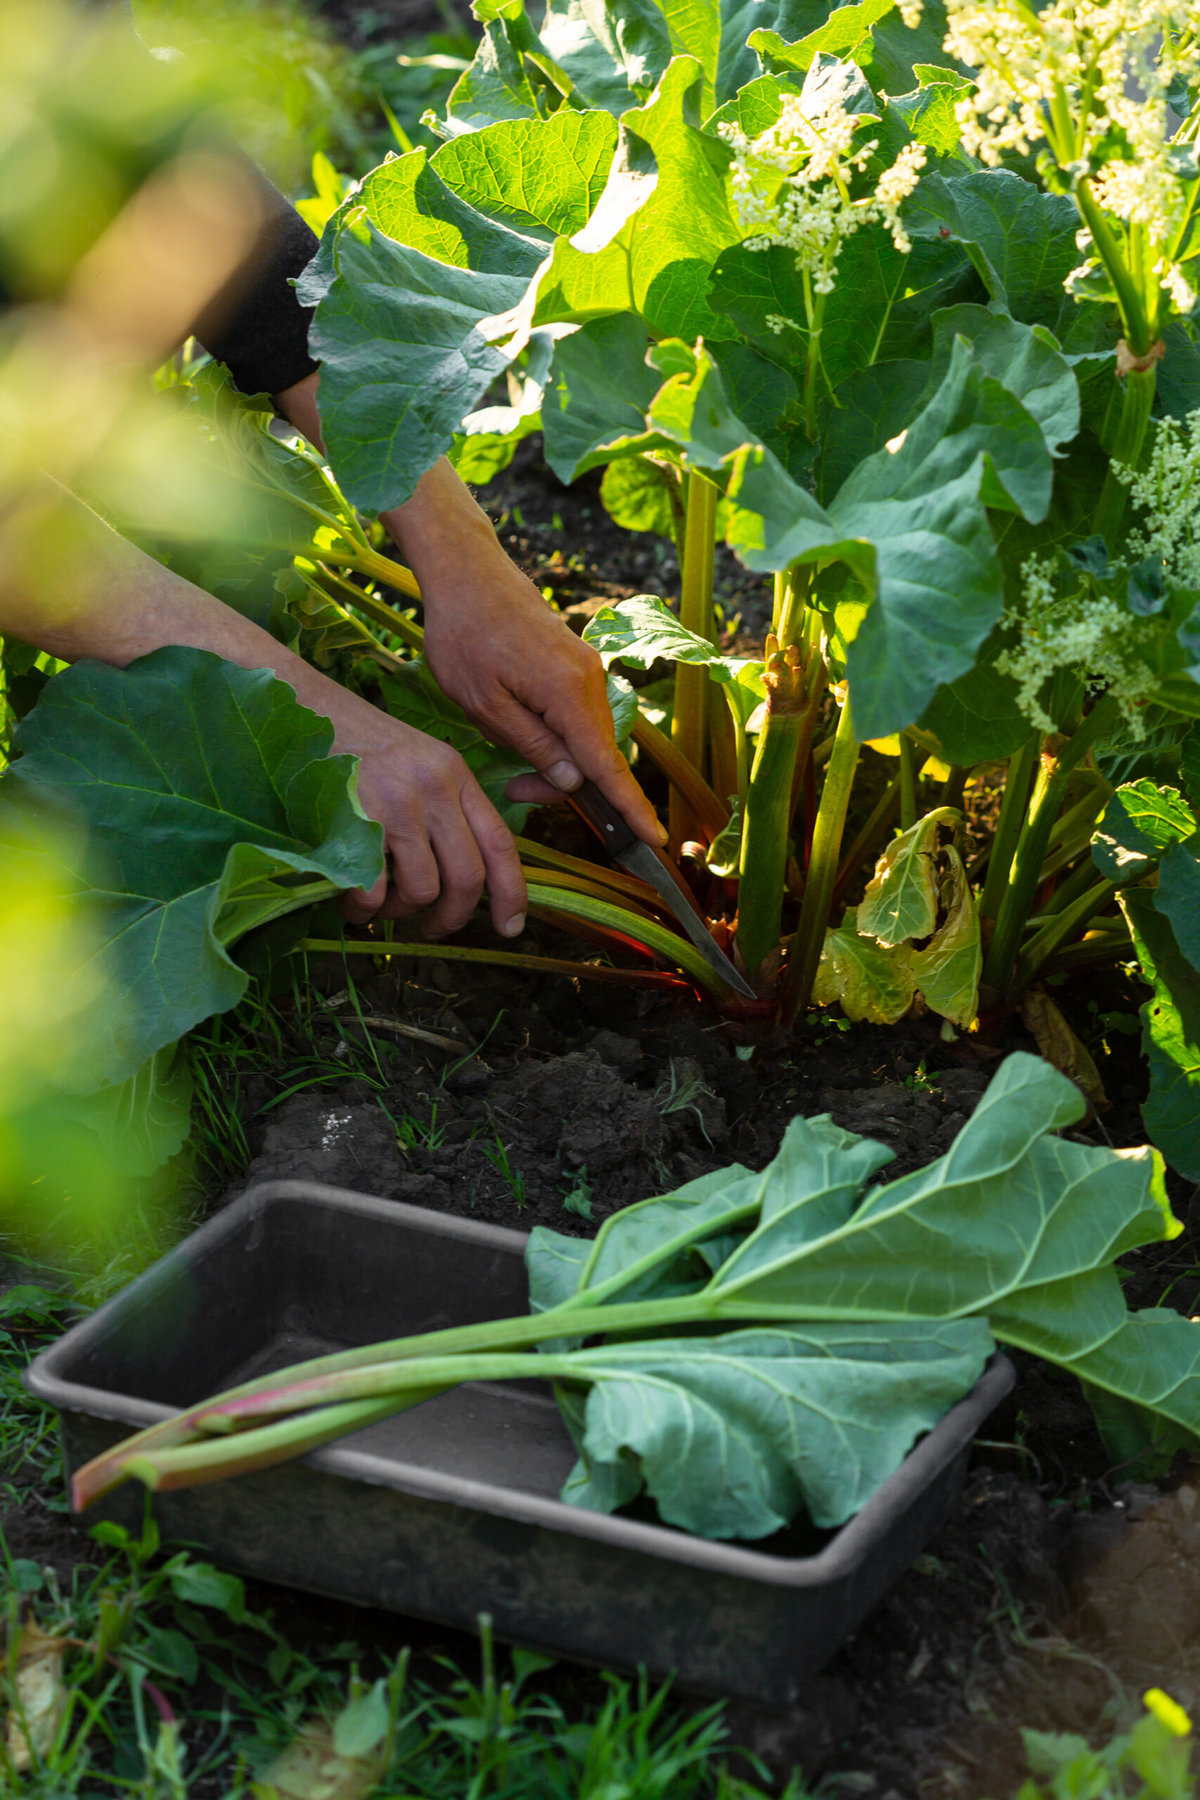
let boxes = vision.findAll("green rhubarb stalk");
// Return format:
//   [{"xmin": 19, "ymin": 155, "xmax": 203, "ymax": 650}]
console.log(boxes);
[
  {"xmin": 1011, "ymin": 879, "xmax": 1120, "ymax": 991},
  {"xmin": 779, "ymin": 691, "xmax": 859, "ymax": 1024},
  {"xmin": 981, "ymin": 695, "xmax": 1121, "ymax": 996},
  {"xmin": 736, "ymin": 642, "xmax": 822, "ymax": 980},
  {"xmin": 522, "ymin": 882, "xmax": 729, "ymax": 993},
  {"xmin": 670, "ymin": 471, "xmax": 718, "ymax": 847},
  {"xmin": 313, "ymin": 564, "xmax": 425, "ymax": 649},
  {"xmin": 898, "ymin": 733, "xmax": 918, "ymax": 833},
  {"xmin": 978, "ymin": 735, "xmax": 1040, "ymax": 929},
  {"xmin": 632, "ymin": 712, "xmax": 729, "ymax": 839},
  {"xmin": 1029, "ymin": 852, "xmax": 1104, "ymax": 920}
]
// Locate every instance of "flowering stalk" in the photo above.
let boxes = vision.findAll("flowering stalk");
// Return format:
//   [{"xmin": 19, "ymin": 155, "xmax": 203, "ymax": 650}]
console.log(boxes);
[{"xmin": 719, "ymin": 74, "xmax": 926, "ymax": 432}]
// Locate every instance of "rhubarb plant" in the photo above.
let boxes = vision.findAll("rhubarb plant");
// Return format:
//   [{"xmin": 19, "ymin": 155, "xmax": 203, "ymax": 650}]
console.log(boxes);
[
  {"xmin": 72, "ymin": 1053, "xmax": 1199, "ymax": 1540},
  {"xmin": 279, "ymin": 0, "xmax": 1200, "ymax": 1180},
  {"xmin": 7, "ymin": 0, "xmax": 1200, "ymax": 1182}
]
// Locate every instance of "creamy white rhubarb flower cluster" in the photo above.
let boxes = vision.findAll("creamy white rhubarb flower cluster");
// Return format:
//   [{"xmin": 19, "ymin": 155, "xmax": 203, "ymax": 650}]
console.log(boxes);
[
  {"xmin": 943, "ymin": 0, "xmax": 1200, "ymax": 311},
  {"xmin": 996, "ymin": 558, "xmax": 1163, "ymax": 735},
  {"xmin": 1118, "ymin": 408, "xmax": 1200, "ymax": 584},
  {"xmin": 996, "ymin": 411, "xmax": 1200, "ymax": 734},
  {"xmin": 719, "ymin": 89, "xmax": 927, "ymax": 299}
]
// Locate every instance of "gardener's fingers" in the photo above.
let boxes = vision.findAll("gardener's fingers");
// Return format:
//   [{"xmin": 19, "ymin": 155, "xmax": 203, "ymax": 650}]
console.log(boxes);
[
  {"xmin": 459, "ymin": 783, "xmax": 527, "ymax": 939},
  {"xmin": 481, "ymin": 690, "xmax": 584, "ymax": 795},
  {"xmin": 339, "ymin": 867, "xmax": 388, "ymax": 926},
  {"xmin": 543, "ymin": 676, "xmax": 664, "ymax": 846},
  {"xmin": 505, "ymin": 770, "xmax": 568, "ymax": 805}
]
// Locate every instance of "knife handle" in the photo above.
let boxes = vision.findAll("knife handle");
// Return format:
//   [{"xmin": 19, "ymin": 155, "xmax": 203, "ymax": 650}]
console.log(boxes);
[{"xmin": 567, "ymin": 778, "xmax": 639, "ymax": 857}]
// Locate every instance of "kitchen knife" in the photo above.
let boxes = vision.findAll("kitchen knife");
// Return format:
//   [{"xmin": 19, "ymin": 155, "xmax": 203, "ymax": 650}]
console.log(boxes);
[{"xmin": 568, "ymin": 779, "xmax": 756, "ymax": 999}]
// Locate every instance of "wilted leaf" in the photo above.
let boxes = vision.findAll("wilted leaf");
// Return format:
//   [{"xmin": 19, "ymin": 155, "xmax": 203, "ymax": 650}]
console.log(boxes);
[
  {"xmin": 1019, "ymin": 987, "xmax": 1108, "ymax": 1111},
  {"xmin": 4, "ymin": 1621, "xmax": 69, "ymax": 1773},
  {"xmin": 910, "ymin": 845, "xmax": 980, "ymax": 1028},
  {"xmin": 813, "ymin": 906, "xmax": 915, "ymax": 1022},
  {"xmin": 258, "ymin": 1718, "xmax": 386, "ymax": 1800},
  {"xmin": 858, "ymin": 807, "xmax": 960, "ymax": 947}
]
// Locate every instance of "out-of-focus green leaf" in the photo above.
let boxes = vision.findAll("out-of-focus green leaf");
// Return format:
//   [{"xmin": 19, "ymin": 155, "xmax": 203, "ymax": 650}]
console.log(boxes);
[
  {"xmin": 58, "ymin": 1050, "xmax": 193, "ymax": 1181},
  {"xmin": 599, "ymin": 456, "xmax": 684, "ymax": 541},
  {"xmin": 0, "ymin": 649, "xmax": 383, "ymax": 1087}
]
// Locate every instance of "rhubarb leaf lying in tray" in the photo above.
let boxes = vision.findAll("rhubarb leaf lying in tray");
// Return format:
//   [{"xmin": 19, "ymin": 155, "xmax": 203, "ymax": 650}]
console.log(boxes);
[{"xmin": 72, "ymin": 1054, "xmax": 1198, "ymax": 1538}]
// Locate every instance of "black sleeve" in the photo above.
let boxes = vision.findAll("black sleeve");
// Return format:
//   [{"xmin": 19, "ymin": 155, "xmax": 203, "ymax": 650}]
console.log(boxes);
[{"xmin": 189, "ymin": 164, "xmax": 320, "ymax": 399}]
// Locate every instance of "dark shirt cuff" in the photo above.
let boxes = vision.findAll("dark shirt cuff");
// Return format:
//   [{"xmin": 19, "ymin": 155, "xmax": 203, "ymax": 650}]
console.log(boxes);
[{"xmin": 191, "ymin": 168, "xmax": 320, "ymax": 398}]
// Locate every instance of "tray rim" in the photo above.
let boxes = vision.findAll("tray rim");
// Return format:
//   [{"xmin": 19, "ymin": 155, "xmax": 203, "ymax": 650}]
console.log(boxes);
[{"xmin": 27, "ymin": 1178, "xmax": 1015, "ymax": 1589}]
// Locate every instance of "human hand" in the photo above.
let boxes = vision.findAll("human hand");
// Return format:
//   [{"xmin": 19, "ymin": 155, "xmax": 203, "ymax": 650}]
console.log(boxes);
[
  {"xmin": 381, "ymin": 464, "xmax": 665, "ymax": 848},
  {"xmin": 317, "ymin": 682, "xmax": 527, "ymax": 938}
]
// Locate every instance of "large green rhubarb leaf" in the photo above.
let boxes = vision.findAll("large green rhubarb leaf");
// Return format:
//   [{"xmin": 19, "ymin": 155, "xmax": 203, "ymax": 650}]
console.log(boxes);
[
  {"xmin": 905, "ymin": 171, "xmax": 1083, "ymax": 330},
  {"xmin": 78, "ymin": 1053, "xmax": 1200, "ymax": 1538},
  {"xmin": 561, "ymin": 1320, "xmax": 993, "ymax": 1534},
  {"xmin": 531, "ymin": 57, "xmax": 739, "ymax": 339},
  {"xmin": 304, "ymin": 111, "xmax": 618, "ymax": 512},
  {"xmin": 0, "ymin": 648, "xmax": 383, "ymax": 1087},
  {"xmin": 544, "ymin": 1053, "xmax": 1184, "ymax": 1532}
]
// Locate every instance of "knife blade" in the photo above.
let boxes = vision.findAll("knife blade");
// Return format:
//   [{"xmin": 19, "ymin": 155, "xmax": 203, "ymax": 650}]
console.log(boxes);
[{"xmin": 567, "ymin": 779, "xmax": 757, "ymax": 999}]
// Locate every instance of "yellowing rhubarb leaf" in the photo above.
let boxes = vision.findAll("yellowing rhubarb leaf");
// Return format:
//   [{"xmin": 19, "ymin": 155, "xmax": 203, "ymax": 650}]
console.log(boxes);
[
  {"xmin": 257, "ymin": 1718, "xmax": 386, "ymax": 1800},
  {"xmin": 857, "ymin": 806, "xmax": 962, "ymax": 947},
  {"xmin": 813, "ymin": 906, "xmax": 915, "ymax": 1023},
  {"xmin": 1020, "ymin": 987, "xmax": 1108, "ymax": 1110},
  {"xmin": 910, "ymin": 846, "xmax": 981, "ymax": 1028}
]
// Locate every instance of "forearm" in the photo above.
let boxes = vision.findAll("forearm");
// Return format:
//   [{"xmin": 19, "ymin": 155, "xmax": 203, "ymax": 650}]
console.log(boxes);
[
  {"xmin": 0, "ymin": 480, "xmax": 377, "ymax": 753},
  {"xmin": 273, "ymin": 370, "xmax": 498, "ymax": 594}
]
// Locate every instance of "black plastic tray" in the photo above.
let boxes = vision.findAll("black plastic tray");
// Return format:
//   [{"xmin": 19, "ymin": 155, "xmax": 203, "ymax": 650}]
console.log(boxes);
[{"xmin": 26, "ymin": 1180, "xmax": 1013, "ymax": 1709}]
